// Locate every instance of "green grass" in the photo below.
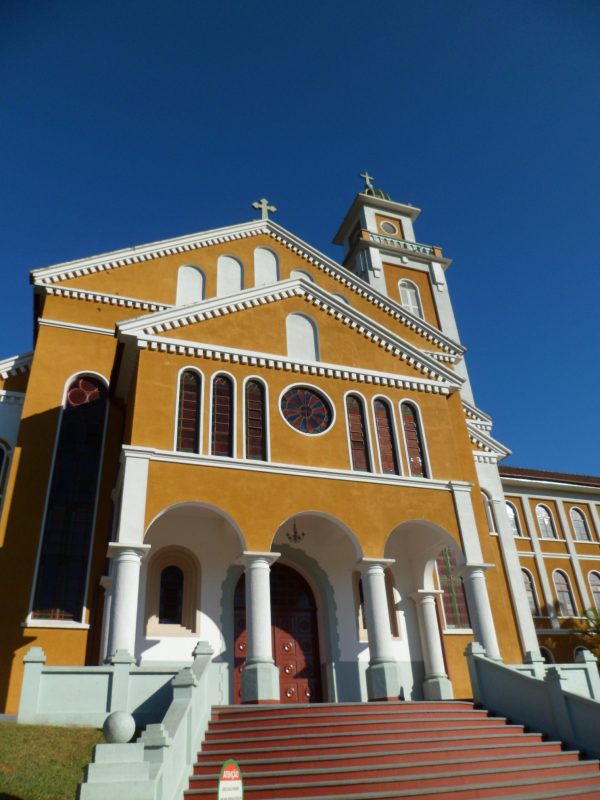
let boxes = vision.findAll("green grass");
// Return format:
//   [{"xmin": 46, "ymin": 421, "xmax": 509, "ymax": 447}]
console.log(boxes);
[{"xmin": 0, "ymin": 723, "xmax": 104, "ymax": 800}]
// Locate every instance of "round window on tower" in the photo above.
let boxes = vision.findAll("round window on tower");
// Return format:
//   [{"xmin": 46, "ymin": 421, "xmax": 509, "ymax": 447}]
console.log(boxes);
[
  {"xmin": 280, "ymin": 386, "xmax": 333, "ymax": 435},
  {"xmin": 380, "ymin": 220, "xmax": 398, "ymax": 235}
]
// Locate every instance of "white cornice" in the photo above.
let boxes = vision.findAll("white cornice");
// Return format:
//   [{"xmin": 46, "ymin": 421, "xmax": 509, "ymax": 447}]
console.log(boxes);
[
  {"xmin": 38, "ymin": 319, "xmax": 115, "ymax": 337},
  {"xmin": 122, "ymin": 444, "xmax": 473, "ymax": 492},
  {"xmin": 0, "ymin": 352, "xmax": 32, "ymax": 380},
  {"xmin": 118, "ymin": 278, "xmax": 461, "ymax": 387},
  {"xmin": 29, "ymin": 218, "xmax": 464, "ymax": 358},
  {"xmin": 43, "ymin": 285, "xmax": 170, "ymax": 313},
  {"xmin": 501, "ymin": 477, "xmax": 600, "ymax": 498},
  {"xmin": 0, "ymin": 389, "xmax": 24, "ymax": 405}
]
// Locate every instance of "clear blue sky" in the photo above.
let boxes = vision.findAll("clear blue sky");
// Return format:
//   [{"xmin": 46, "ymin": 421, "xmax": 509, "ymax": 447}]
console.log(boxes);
[{"xmin": 1, "ymin": 0, "xmax": 599, "ymax": 474}]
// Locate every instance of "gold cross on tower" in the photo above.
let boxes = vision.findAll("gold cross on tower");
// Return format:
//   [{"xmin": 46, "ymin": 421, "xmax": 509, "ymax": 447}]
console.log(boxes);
[{"xmin": 252, "ymin": 197, "xmax": 277, "ymax": 220}]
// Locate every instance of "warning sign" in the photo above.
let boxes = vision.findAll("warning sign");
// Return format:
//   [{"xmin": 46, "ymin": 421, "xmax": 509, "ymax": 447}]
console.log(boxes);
[{"xmin": 217, "ymin": 759, "xmax": 244, "ymax": 800}]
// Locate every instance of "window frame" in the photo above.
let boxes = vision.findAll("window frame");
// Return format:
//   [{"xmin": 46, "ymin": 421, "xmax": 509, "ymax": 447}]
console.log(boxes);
[
  {"xmin": 174, "ymin": 367, "xmax": 204, "ymax": 454},
  {"xmin": 505, "ymin": 501, "xmax": 523, "ymax": 538},
  {"xmin": 588, "ymin": 570, "xmax": 600, "ymax": 612},
  {"xmin": 521, "ymin": 568, "xmax": 541, "ymax": 617},
  {"xmin": 399, "ymin": 399, "xmax": 430, "ymax": 479},
  {"xmin": 371, "ymin": 395, "xmax": 402, "ymax": 476},
  {"xmin": 242, "ymin": 375, "xmax": 269, "ymax": 461},
  {"xmin": 145, "ymin": 546, "xmax": 199, "ymax": 636},
  {"xmin": 536, "ymin": 504, "xmax": 559, "ymax": 540},
  {"xmin": 398, "ymin": 279, "xmax": 424, "ymax": 319},
  {"xmin": 552, "ymin": 569, "xmax": 578, "ymax": 618},
  {"xmin": 570, "ymin": 507, "xmax": 592, "ymax": 542},
  {"xmin": 344, "ymin": 391, "xmax": 374, "ymax": 473},
  {"xmin": 210, "ymin": 372, "xmax": 236, "ymax": 458}
]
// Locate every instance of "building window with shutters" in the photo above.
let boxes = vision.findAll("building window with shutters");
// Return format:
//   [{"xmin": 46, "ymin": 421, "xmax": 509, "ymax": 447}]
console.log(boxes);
[
  {"xmin": 521, "ymin": 569, "xmax": 541, "ymax": 616},
  {"xmin": 245, "ymin": 379, "xmax": 267, "ymax": 461},
  {"xmin": 176, "ymin": 370, "xmax": 202, "ymax": 453},
  {"xmin": 398, "ymin": 279, "xmax": 423, "ymax": 318},
  {"xmin": 400, "ymin": 401, "xmax": 428, "ymax": 478},
  {"xmin": 436, "ymin": 547, "xmax": 470, "ymax": 630},
  {"xmin": 536, "ymin": 504, "xmax": 558, "ymax": 539},
  {"xmin": 211, "ymin": 374, "xmax": 234, "ymax": 457},
  {"xmin": 373, "ymin": 398, "xmax": 400, "ymax": 475},
  {"xmin": 553, "ymin": 570, "xmax": 577, "ymax": 617},
  {"xmin": 345, "ymin": 394, "xmax": 371, "ymax": 472},
  {"xmin": 570, "ymin": 508, "xmax": 592, "ymax": 542}
]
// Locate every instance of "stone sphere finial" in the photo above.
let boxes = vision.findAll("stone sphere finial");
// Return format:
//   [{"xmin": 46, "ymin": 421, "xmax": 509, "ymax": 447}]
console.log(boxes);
[{"xmin": 103, "ymin": 710, "xmax": 136, "ymax": 743}]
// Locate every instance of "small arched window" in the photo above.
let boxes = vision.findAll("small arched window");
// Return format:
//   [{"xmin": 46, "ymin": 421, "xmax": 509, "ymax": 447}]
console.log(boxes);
[
  {"xmin": 159, "ymin": 566, "xmax": 184, "ymax": 624},
  {"xmin": 553, "ymin": 570, "xmax": 577, "ymax": 617},
  {"xmin": 346, "ymin": 395, "xmax": 371, "ymax": 472},
  {"xmin": 217, "ymin": 255, "xmax": 243, "ymax": 297},
  {"xmin": 481, "ymin": 491, "xmax": 496, "ymax": 532},
  {"xmin": 506, "ymin": 502, "xmax": 521, "ymax": 537},
  {"xmin": 254, "ymin": 247, "xmax": 279, "ymax": 286},
  {"xmin": 398, "ymin": 280, "xmax": 423, "ymax": 318},
  {"xmin": 436, "ymin": 547, "xmax": 470, "ymax": 629},
  {"xmin": 211, "ymin": 375, "xmax": 234, "ymax": 457},
  {"xmin": 176, "ymin": 370, "xmax": 201, "ymax": 453},
  {"xmin": 245, "ymin": 380, "xmax": 266, "ymax": 460},
  {"xmin": 373, "ymin": 399, "xmax": 399, "ymax": 475},
  {"xmin": 536, "ymin": 505, "xmax": 557, "ymax": 539},
  {"xmin": 400, "ymin": 402, "xmax": 428, "ymax": 478},
  {"xmin": 176, "ymin": 265, "xmax": 205, "ymax": 305},
  {"xmin": 588, "ymin": 571, "xmax": 600, "ymax": 611},
  {"xmin": 521, "ymin": 569, "xmax": 540, "ymax": 616},
  {"xmin": 286, "ymin": 313, "xmax": 319, "ymax": 362},
  {"xmin": 570, "ymin": 508, "xmax": 591, "ymax": 542}
]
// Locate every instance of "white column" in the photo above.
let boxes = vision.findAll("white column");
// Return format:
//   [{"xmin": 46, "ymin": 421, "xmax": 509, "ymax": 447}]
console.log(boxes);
[
  {"xmin": 460, "ymin": 563, "xmax": 501, "ymax": 660},
  {"xmin": 238, "ymin": 551, "xmax": 280, "ymax": 703},
  {"xmin": 411, "ymin": 589, "xmax": 453, "ymax": 699},
  {"xmin": 358, "ymin": 558, "xmax": 401, "ymax": 700},
  {"xmin": 106, "ymin": 543, "xmax": 149, "ymax": 658}
]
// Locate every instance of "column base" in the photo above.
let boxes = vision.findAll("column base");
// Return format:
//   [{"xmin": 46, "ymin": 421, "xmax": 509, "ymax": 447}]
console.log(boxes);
[
  {"xmin": 366, "ymin": 660, "xmax": 402, "ymax": 701},
  {"xmin": 241, "ymin": 661, "xmax": 280, "ymax": 704},
  {"xmin": 422, "ymin": 674, "xmax": 454, "ymax": 700}
]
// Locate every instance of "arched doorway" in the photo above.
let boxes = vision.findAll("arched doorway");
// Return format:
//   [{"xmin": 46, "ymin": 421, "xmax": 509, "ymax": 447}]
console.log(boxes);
[{"xmin": 234, "ymin": 563, "xmax": 322, "ymax": 703}]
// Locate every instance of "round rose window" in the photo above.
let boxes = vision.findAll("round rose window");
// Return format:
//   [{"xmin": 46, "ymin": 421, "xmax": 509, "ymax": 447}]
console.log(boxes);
[{"xmin": 280, "ymin": 386, "xmax": 332, "ymax": 434}]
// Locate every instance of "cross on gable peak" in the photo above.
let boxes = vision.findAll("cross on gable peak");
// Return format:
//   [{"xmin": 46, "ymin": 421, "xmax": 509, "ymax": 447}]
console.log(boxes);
[{"xmin": 252, "ymin": 197, "xmax": 277, "ymax": 220}]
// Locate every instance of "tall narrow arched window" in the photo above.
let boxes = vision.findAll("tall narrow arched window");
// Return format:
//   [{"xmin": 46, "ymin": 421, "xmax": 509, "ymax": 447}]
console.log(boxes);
[
  {"xmin": 0, "ymin": 440, "xmax": 10, "ymax": 516},
  {"xmin": 570, "ymin": 508, "xmax": 591, "ymax": 542},
  {"xmin": 245, "ymin": 380, "xmax": 266, "ymax": 460},
  {"xmin": 398, "ymin": 280, "xmax": 423, "ymax": 318},
  {"xmin": 536, "ymin": 505, "xmax": 557, "ymax": 539},
  {"xmin": 286, "ymin": 313, "xmax": 319, "ymax": 362},
  {"xmin": 522, "ymin": 569, "xmax": 540, "ymax": 616},
  {"xmin": 373, "ymin": 399, "xmax": 399, "ymax": 475},
  {"xmin": 176, "ymin": 265, "xmax": 205, "ymax": 305},
  {"xmin": 481, "ymin": 491, "xmax": 496, "ymax": 532},
  {"xmin": 216, "ymin": 255, "xmax": 243, "ymax": 297},
  {"xmin": 32, "ymin": 375, "xmax": 108, "ymax": 621},
  {"xmin": 176, "ymin": 370, "xmax": 201, "ymax": 453},
  {"xmin": 553, "ymin": 570, "xmax": 577, "ymax": 617},
  {"xmin": 506, "ymin": 502, "xmax": 521, "ymax": 537},
  {"xmin": 589, "ymin": 572, "xmax": 600, "ymax": 611},
  {"xmin": 254, "ymin": 247, "xmax": 279, "ymax": 286},
  {"xmin": 436, "ymin": 547, "xmax": 470, "ymax": 629},
  {"xmin": 346, "ymin": 395, "xmax": 371, "ymax": 472},
  {"xmin": 400, "ymin": 402, "xmax": 428, "ymax": 478},
  {"xmin": 211, "ymin": 375, "xmax": 234, "ymax": 457},
  {"xmin": 159, "ymin": 566, "xmax": 184, "ymax": 624}
]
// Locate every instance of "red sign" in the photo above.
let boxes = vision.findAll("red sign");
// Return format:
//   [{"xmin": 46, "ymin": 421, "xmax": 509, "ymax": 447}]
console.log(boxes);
[{"xmin": 218, "ymin": 759, "xmax": 243, "ymax": 800}]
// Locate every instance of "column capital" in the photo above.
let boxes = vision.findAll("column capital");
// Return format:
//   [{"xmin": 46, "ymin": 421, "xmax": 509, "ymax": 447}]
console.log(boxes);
[
  {"xmin": 410, "ymin": 588, "xmax": 443, "ymax": 603},
  {"xmin": 457, "ymin": 562, "xmax": 495, "ymax": 578},
  {"xmin": 357, "ymin": 557, "xmax": 395, "ymax": 574},
  {"xmin": 107, "ymin": 542, "xmax": 151, "ymax": 560},
  {"xmin": 99, "ymin": 575, "xmax": 112, "ymax": 590},
  {"xmin": 237, "ymin": 551, "xmax": 281, "ymax": 567}
]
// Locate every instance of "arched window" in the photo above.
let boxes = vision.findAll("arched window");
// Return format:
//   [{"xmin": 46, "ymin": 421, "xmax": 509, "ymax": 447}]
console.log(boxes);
[
  {"xmin": 346, "ymin": 395, "xmax": 371, "ymax": 472},
  {"xmin": 570, "ymin": 508, "xmax": 591, "ymax": 542},
  {"xmin": 211, "ymin": 375, "xmax": 234, "ymax": 457},
  {"xmin": 553, "ymin": 570, "xmax": 577, "ymax": 617},
  {"xmin": 290, "ymin": 268, "xmax": 315, "ymax": 282},
  {"xmin": 522, "ymin": 569, "xmax": 540, "ymax": 616},
  {"xmin": 216, "ymin": 255, "xmax": 243, "ymax": 297},
  {"xmin": 32, "ymin": 375, "xmax": 108, "ymax": 621},
  {"xmin": 400, "ymin": 402, "xmax": 428, "ymax": 478},
  {"xmin": 436, "ymin": 547, "xmax": 470, "ymax": 629},
  {"xmin": 536, "ymin": 505, "xmax": 557, "ymax": 539},
  {"xmin": 254, "ymin": 247, "xmax": 279, "ymax": 286},
  {"xmin": 506, "ymin": 502, "xmax": 522, "ymax": 537},
  {"xmin": 159, "ymin": 566, "xmax": 184, "ymax": 624},
  {"xmin": 398, "ymin": 279, "xmax": 423, "ymax": 318},
  {"xmin": 589, "ymin": 571, "xmax": 600, "ymax": 611},
  {"xmin": 481, "ymin": 491, "xmax": 496, "ymax": 532},
  {"xmin": 540, "ymin": 646, "xmax": 554, "ymax": 664},
  {"xmin": 176, "ymin": 370, "xmax": 201, "ymax": 453},
  {"xmin": 286, "ymin": 313, "xmax": 319, "ymax": 362},
  {"xmin": 0, "ymin": 440, "xmax": 10, "ymax": 516},
  {"xmin": 176, "ymin": 265, "xmax": 204, "ymax": 305},
  {"xmin": 373, "ymin": 398, "xmax": 399, "ymax": 475},
  {"xmin": 245, "ymin": 380, "xmax": 266, "ymax": 460}
]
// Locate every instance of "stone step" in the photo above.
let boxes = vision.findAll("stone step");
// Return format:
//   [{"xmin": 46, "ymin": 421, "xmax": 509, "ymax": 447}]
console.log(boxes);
[
  {"xmin": 212, "ymin": 701, "xmax": 478, "ymax": 721},
  {"xmin": 210, "ymin": 708, "xmax": 490, "ymax": 728}
]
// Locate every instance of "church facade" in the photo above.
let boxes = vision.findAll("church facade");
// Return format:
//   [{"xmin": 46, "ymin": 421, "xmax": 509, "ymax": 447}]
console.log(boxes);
[{"xmin": 0, "ymin": 180, "xmax": 598, "ymax": 714}]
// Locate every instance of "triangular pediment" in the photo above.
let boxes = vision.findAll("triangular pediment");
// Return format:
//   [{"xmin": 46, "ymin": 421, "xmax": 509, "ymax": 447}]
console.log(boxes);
[{"xmin": 118, "ymin": 279, "xmax": 461, "ymax": 389}]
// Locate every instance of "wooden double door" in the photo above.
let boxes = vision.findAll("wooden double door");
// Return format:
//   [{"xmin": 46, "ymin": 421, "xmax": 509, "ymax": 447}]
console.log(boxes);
[{"xmin": 234, "ymin": 563, "xmax": 322, "ymax": 703}]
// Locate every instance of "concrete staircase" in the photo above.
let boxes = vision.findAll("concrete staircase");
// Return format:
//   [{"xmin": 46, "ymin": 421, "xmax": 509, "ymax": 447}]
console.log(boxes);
[{"xmin": 184, "ymin": 701, "xmax": 600, "ymax": 799}]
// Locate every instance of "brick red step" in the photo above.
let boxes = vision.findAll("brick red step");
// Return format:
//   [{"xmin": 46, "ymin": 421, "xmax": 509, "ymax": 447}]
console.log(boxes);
[{"xmin": 212, "ymin": 700, "xmax": 479, "ymax": 721}]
